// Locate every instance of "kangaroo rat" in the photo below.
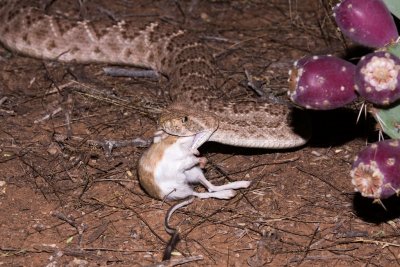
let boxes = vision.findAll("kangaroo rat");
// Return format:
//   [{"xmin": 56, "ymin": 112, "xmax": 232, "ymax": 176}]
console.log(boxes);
[
  {"xmin": 138, "ymin": 132, "xmax": 251, "ymax": 200},
  {"xmin": 138, "ymin": 132, "xmax": 251, "ymax": 259}
]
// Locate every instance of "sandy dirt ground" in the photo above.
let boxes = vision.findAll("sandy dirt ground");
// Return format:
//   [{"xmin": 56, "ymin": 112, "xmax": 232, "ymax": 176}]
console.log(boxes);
[{"xmin": 1, "ymin": 1, "xmax": 400, "ymax": 266}]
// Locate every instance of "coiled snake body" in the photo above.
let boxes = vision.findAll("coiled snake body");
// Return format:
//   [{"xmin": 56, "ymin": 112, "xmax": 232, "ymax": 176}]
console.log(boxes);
[{"xmin": 0, "ymin": 1, "xmax": 310, "ymax": 148}]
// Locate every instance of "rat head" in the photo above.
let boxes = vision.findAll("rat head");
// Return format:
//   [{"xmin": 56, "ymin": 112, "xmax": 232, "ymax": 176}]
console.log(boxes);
[{"xmin": 158, "ymin": 107, "xmax": 219, "ymax": 150}]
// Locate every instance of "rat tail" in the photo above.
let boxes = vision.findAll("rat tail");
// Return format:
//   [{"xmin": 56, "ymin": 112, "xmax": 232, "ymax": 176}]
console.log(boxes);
[{"xmin": 162, "ymin": 196, "xmax": 194, "ymax": 260}]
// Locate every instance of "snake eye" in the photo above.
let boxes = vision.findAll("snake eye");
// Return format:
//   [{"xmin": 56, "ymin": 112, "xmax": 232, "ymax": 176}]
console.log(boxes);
[{"xmin": 181, "ymin": 116, "xmax": 188, "ymax": 123}]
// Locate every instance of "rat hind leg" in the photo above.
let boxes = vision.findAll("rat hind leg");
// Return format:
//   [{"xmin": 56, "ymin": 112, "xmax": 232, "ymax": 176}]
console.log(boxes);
[
  {"xmin": 162, "ymin": 179, "xmax": 238, "ymax": 200},
  {"xmin": 192, "ymin": 189, "xmax": 237, "ymax": 199},
  {"xmin": 185, "ymin": 168, "xmax": 251, "ymax": 192}
]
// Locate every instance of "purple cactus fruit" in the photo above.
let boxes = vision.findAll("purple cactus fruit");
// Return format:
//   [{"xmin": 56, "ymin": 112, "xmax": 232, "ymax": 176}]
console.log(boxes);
[
  {"xmin": 288, "ymin": 55, "xmax": 357, "ymax": 110},
  {"xmin": 333, "ymin": 0, "xmax": 399, "ymax": 48},
  {"xmin": 351, "ymin": 139, "xmax": 400, "ymax": 199},
  {"xmin": 355, "ymin": 51, "xmax": 400, "ymax": 105}
]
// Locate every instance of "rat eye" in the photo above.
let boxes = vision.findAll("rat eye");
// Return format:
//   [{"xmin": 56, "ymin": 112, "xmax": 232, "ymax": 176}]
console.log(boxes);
[{"xmin": 181, "ymin": 116, "xmax": 188, "ymax": 123}]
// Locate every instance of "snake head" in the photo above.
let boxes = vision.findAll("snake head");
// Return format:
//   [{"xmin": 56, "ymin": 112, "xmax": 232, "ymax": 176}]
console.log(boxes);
[{"xmin": 158, "ymin": 107, "xmax": 219, "ymax": 150}]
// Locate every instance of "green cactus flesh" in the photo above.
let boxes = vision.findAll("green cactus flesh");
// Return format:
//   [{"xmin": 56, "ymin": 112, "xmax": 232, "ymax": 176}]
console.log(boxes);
[
  {"xmin": 386, "ymin": 42, "xmax": 400, "ymax": 59},
  {"xmin": 383, "ymin": 0, "xmax": 400, "ymax": 20},
  {"xmin": 370, "ymin": 104, "xmax": 400, "ymax": 139}
]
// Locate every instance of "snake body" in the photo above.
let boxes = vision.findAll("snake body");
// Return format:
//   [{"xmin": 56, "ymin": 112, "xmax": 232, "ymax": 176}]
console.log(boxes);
[{"xmin": 0, "ymin": 1, "xmax": 310, "ymax": 148}]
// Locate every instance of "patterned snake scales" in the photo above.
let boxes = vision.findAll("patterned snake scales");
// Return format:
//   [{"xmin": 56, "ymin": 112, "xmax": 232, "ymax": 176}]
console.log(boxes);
[{"xmin": 0, "ymin": 1, "xmax": 311, "ymax": 148}]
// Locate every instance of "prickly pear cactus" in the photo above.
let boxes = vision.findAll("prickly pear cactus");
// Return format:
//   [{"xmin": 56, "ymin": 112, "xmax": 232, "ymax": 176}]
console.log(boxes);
[
  {"xmin": 333, "ymin": 0, "xmax": 398, "ymax": 48},
  {"xmin": 287, "ymin": 0, "xmax": 400, "ymax": 201},
  {"xmin": 351, "ymin": 139, "xmax": 400, "ymax": 199},
  {"xmin": 288, "ymin": 55, "xmax": 357, "ymax": 110},
  {"xmin": 355, "ymin": 51, "xmax": 400, "ymax": 105}
]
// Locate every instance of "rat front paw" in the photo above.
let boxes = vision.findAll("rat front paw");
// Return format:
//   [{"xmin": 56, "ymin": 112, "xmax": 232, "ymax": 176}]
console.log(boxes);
[{"xmin": 198, "ymin": 157, "xmax": 208, "ymax": 168}]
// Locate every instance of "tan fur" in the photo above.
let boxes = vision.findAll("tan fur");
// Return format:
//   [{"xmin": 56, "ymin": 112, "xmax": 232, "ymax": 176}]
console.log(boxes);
[{"xmin": 138, "ymin": 136, "xmax": 178, "ymax": 199}]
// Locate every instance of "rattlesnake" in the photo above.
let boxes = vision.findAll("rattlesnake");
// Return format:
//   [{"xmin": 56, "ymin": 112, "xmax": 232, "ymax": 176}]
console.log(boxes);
[{"xmin": 0, "ymin": 1, "xmax": 311, "ymax": 148}]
